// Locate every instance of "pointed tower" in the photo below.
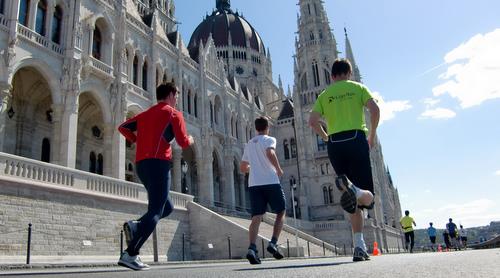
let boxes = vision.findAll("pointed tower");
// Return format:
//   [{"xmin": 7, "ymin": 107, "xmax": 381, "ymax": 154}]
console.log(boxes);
[
  {"xmin": 290, "ymin": 0, "xmax": 340, "ymax": 221},
  {"xmin": 344, "ymin": 28, "xmax": 361, "ymax": 82}
]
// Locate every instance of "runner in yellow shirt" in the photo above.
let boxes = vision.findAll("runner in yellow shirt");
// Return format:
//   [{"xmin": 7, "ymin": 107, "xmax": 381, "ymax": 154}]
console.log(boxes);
[
  {"xmin": 400, "ymin": 210, "xmax": 417, "ymax": 253},
  {"xmin": 309, "ymin": 58, "xmax": 380, "ymax": 262}
]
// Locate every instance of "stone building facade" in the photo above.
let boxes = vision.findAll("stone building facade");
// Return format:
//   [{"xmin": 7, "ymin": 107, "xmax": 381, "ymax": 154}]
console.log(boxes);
[
  {"xmin": 0, "ymin": 0, "xmax": 281, "ymax": 213},
  {"xmin": 0, "ymin": 0, "xmax": 402, "ymax": 251},
  {"xmin": 274, "ymin": 0, "xmax": 403, "ymax": 248}
]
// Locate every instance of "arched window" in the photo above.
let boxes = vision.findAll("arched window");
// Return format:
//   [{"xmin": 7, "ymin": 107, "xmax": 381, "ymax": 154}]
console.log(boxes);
[
  {"xmin": 35, "ymin": 0, "xmax": 47, "ymax": 35},
  {"xmin": 324, "ymin": 69, "xmax": 331, "ymax": 85},
  {"xmin": 51, "ymin": 6, "xmax": 63, "ymax": 44},
  {"xmin": 235, "ymin": 119, "xmax": 239, "ymax": 139},
  {"xmin": 156, "ymin": 68, "xmax": 160, "ymax": 88},
  {"xmin": 97, "ymin": 154, "xmax": 104, "ymax": 175},
  {"xmin": 309, "ymin": 31, "xmax": 315, "ymax": 41},
  {"xmin": 132, "ymin": 55, "xmax": 139, "ymax": 85},
  {"xmin": 142, "ymin": 60, "xmax": 148, "ymax": 91},
  {"xmin": 92, "ymin": 26, "xmax": 102, "ymax": 60},
  {"xmin": 187, "ymin": 91, "xmax": 192, "ymax": 114},
  {"xmin": 312, "ymin": 61, "xmax": 320, "ymax": 87},
  {"xmin": 323, "ymin": 187, "xmax": 328, "ymax": 205},
  {"xmin": 290, "ymin": 138, "xmax": 297, "ymax": 158},
  {"xmin": 89, "ymin": 152, "xmax": 96, "ymax": 173},
  {"xmin": 210, "ymin": 101, "xmax": 214, "ymax": 126},
  {"xmin": 283, "ymin": 140, "xmax": 290, "ymax": 160},
  {"xmin": 19, "ymin": 0, "xmax": 30, "ymax": 26},
  {"xmin": 0, "ymin": 0, "xmax": 5, "ymax": 14},
  {"xmin": 41, "ymin": 138, "xmax": 50, "ymax": 163},
  {"xmin": 328, "ymin": 186, "xmax": 334, "ymax": 204},
  {"xmin": 194, "ymin": 95, "xmax": 198, "ymax": 117}
]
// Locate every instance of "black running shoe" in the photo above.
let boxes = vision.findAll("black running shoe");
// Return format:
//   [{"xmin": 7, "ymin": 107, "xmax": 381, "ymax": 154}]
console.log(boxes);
[
  {"xmin": 267, "ymin": 242, "xmax": 284, "ymax": 260},
  {"xmin": 246, "ymin": 249, "xmax": 262, "ymax": 265},
  {"xmin": 353, "ymin": 247, "xmax": 369, "ymax": 262},
  {"xmin": 336, "ymin": 175, "xmax": 357, "ymax": 214}
]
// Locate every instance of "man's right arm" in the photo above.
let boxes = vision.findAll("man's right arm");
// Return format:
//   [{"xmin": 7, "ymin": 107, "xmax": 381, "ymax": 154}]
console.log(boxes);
[
  {"xmin": 309, "ymin": 111, "xmax": 328, "ymax": 142},
  {"xmin": 172, "ymin": 112, "xmax": 194, "ymax": 148},
  {"xmin": 266, "ymin": 148, "xmax": 283, "ymax": 177},
  {"xmin": 118, "ymin": 116, "xmax": 138, "ymax": 143},
  {"xmin": 365, "ymin": 99, "xmax": 380, "ymax": 148}
]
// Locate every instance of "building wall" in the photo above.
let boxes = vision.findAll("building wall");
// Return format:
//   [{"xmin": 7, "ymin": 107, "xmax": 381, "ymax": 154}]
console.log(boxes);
[{"xmin": 0, "ymin": 179, "xmax": 191, "ymax": 261}]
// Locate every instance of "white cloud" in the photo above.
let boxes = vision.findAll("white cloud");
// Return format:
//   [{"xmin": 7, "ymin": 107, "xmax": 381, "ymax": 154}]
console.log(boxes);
[
  {"xmin": 495, "ymin": 170, "xmax": 500, "ymax": 176},
  {"xmin": 420, "ymin": 108, "xmax": 456, "ymax": 119},
  {"xmin": 371, "ymin": 91, "xmax": 412, "ymax": 124},
  {"xmin": 414, "ymin": 199, "xmax": 500, "ymax": 228},
  {"xmin": 422, "ymin": 98, "xmax": 441, "ymax": 107},
  {"xmin": 432, "ymin": 29, "xmax": 500, "ymax": 108}
]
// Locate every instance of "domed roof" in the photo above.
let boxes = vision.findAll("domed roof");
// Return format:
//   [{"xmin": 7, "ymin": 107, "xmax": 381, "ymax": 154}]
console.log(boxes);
[{"xmin": 188, "ymin": 0, "xmax": 266, "ymax": 61}]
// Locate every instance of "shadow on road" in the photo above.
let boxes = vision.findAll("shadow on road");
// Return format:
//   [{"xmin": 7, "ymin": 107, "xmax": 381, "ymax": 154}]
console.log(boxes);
[
  {"xmin": 235, "ymin": 261, "xmax": 353, "ymax": 271},
  {"xmin": 0, "ymin": 269, "xmax": 130, "ymax": 277}
]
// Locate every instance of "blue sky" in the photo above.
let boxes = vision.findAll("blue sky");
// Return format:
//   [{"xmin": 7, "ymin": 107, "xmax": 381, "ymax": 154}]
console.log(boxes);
[{"xmin": 175, "ymin": 1, "xmax": 500, "ymax": 229}]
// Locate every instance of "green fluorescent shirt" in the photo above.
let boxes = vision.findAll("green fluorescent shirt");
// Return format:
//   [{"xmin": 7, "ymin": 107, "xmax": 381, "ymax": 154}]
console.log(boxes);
[{"xmin": 312, "ymin": 80, "xmax": 373, "ymax": 135}]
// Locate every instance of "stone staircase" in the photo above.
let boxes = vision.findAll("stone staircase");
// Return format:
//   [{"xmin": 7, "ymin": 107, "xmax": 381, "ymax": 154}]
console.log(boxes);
[{"xmin": 224, "ymin": 215, "xmax": 337, "ymax": 257}]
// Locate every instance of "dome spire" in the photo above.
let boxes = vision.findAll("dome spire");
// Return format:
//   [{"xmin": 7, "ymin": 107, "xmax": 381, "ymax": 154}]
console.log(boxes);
[{"xmin": 216, "ymin": 0, "xmax": 231, "ymax": 12}]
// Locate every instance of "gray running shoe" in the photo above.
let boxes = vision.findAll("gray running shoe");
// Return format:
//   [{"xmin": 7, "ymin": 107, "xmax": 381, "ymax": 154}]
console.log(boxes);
[
  {"xmin": 267, "ymin": 242, "xmax": 284, "ymax": 260},
  {"xmin": 118, "ymin": 251, "xmax": 150, "ymax": 271},
  {"xmin": 335, "ymin": 175, "xmax": 358, "ymax": 214},
  {"xmin": 123, "ymin": 221, "xmax": 138, "ymax": 246},
  {"xmin": 353, "ymin": 247, "xmax": 370, "ymax": 262},
  {"xmin": 246, "ymin": 248, "xmax": 262, "ymax": 265}
]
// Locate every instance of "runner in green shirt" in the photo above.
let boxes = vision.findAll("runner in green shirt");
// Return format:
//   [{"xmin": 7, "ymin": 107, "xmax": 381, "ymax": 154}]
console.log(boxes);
[{"xmin": 309, "ymin": 58, "xmax": 380, "ymax": 262}]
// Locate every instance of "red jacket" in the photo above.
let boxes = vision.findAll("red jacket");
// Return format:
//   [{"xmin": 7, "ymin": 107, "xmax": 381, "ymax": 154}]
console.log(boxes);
[{"xmin": 118, "ymin": 102, "xmax": 190, "ymax": 162}]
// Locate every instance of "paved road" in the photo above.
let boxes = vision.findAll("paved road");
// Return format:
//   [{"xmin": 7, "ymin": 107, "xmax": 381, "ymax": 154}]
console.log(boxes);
[{"xmin": 1, "ymin": 249, "xmax": 499, "ymax": 278}]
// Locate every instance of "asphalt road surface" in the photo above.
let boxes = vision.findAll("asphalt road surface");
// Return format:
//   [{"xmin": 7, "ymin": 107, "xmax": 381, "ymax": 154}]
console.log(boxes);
[{"xmin": 1, "ymin": 249, "xmax": 499, "ymax": 278}]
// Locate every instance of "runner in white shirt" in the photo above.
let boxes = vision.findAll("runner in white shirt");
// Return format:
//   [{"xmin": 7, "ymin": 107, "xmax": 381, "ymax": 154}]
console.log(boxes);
[
  {"xmin": 240, "ymin": 116, "xmax": 286, "ymax": 264},
  {"xmin": 459, "ymin": 225, "xmax": 468, "ymax": 249}
]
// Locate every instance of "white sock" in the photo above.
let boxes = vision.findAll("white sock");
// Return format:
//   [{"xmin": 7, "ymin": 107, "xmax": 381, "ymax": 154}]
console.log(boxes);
[
  {"xmin": 354, "ymin": 232, "xmax": 366, "ymax": 251},
  {"xmin": 352, "ymin": 185, "xmax": 364, "ymax": 199}
]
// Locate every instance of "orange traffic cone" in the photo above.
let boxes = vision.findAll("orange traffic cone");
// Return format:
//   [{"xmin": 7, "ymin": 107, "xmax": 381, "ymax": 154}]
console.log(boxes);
[{"xmin": 372, "ymin": 242, "xmax": 381, "ymax": 256}]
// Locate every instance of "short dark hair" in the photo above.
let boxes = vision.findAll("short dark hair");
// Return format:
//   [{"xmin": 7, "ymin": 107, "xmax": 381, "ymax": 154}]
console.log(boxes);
[
  {"xmin": 405, "ymin": 210, "xmax": 410, "ymax": 216},
  {"xmin": 157, "ymin": 82, "xmax": 178, "ymax": 101},
  {"xmin": 255, "ymin": 116, "xmax": 269, "ymax": 132},
  {"xmin": 331, "ymin": 58, "xmax": 352, "ymax": 78},
  {"xmin": 430, "ymin": 222, "xmax": 433, "ymax": 226}
]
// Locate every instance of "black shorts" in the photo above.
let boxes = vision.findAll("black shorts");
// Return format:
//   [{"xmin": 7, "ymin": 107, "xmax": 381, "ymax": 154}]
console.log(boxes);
[
  {"xmin": 449, "ymin": 232, "xmax": 456, "ymax": 239},
  {"xmin": 461, "ymin": 237, "xmax": 467, "ymax": 242},
  {"xmin": 430, "ymin": 236, "xmax": 436, "ymax": 244},
  {"xmin": 327, "ymin": 130, "xmax": 374, "ymax": 193},
  {"xmin": 249, "ymin": 184, "xmax": 286, "ymax": 216}
]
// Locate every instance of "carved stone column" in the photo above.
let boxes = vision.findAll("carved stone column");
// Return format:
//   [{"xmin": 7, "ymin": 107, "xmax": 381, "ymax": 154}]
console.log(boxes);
[
  {"xmin": 171, "ymin": 146, "xmax": 182, "ymax": 192},
  {"xmin": 58, "ymin": 92, "xmax": 79, "ymax": 168},
  {"xmin": 0, "ymin": 82, "xmax": 12, "ymax": 151},
  {"xmin": 224, "ymin": 154, "xmax": 236, "ymax": 209}
]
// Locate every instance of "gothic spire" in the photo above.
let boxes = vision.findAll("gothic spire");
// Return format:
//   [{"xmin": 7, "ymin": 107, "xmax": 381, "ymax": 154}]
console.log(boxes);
[{"xmin": 344, "ymin": 28, "xmax": 361, "ymax": 82}]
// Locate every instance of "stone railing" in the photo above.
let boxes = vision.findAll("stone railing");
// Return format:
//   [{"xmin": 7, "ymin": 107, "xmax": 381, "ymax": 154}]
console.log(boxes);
[
  {"xmin": 128, "ymin": 82, "xmax": 151, "ymax": 100},
  {"xmin": 89, "ymin": 56, "xmax": 113, "ymax": 76},
  {"xmin": 17, "ymin": 24, "xmax": 63, "ymax": 55},
  {"xmin": 0, "ymin": 152, "xmax": 193, "ymax": 209}
]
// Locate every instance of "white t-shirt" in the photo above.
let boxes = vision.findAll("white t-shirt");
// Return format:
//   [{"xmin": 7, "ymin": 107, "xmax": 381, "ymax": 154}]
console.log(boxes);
[
  {"xmin": 459, "ymin": 229, "xmax": 467, "ymax": 237},
  {"xmin": 242, "ymin": 135, "xmax": 280, "ymax": 187}
]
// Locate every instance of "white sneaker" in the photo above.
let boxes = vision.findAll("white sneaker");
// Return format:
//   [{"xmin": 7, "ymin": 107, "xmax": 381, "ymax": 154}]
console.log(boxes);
[{"xmin": 118, "ymin": 251, "xmax": 150, "ymax": 271}]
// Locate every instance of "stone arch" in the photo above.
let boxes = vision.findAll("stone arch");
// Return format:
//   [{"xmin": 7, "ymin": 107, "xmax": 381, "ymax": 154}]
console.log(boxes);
[
  {"xmin": 90, "ymin": 15, "xmax": 115, "ymax": 64},
  {"xmin": 79, "ymin": 81, "xmax": 112, "ymax": 124},
  {"xmin": 75, "ymin": 90, "xmax": 107, "ymax": 173},
  {"xmin": 3, "ymin": 66, "xmax": 55, "ymax": 160},
  {"xmin": 9, "ymin": 58, "xmax": 62, "ymax": 104},
  {"xmin": 212, "ymin": 146, "xmax": 224, "ymax": 206}
]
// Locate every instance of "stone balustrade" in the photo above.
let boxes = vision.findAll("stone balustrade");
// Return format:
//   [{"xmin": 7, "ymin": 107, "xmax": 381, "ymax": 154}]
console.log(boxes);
[
  {"xmin": 0, "ymin": 152, "xmax": 193, "ymax": 210},
  {"xmin": 17, "ymin": 24, "xmax": 63, "ymax": 56}
]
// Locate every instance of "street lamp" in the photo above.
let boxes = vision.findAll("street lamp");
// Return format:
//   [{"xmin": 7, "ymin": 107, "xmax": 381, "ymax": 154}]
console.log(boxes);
[
  {"xmin": 290, "ymin": 177, "xmax": 299, "ymax": 257},
  {"xmin": 181, "ymin": 160, "xmax": 188, "ymax": 194}
]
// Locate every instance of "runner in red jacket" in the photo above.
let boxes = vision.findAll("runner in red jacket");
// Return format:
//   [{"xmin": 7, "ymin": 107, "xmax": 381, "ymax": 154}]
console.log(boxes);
[{"xmin": 118, "ymin": 82, "xmax": 193, "ymax": 271}]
